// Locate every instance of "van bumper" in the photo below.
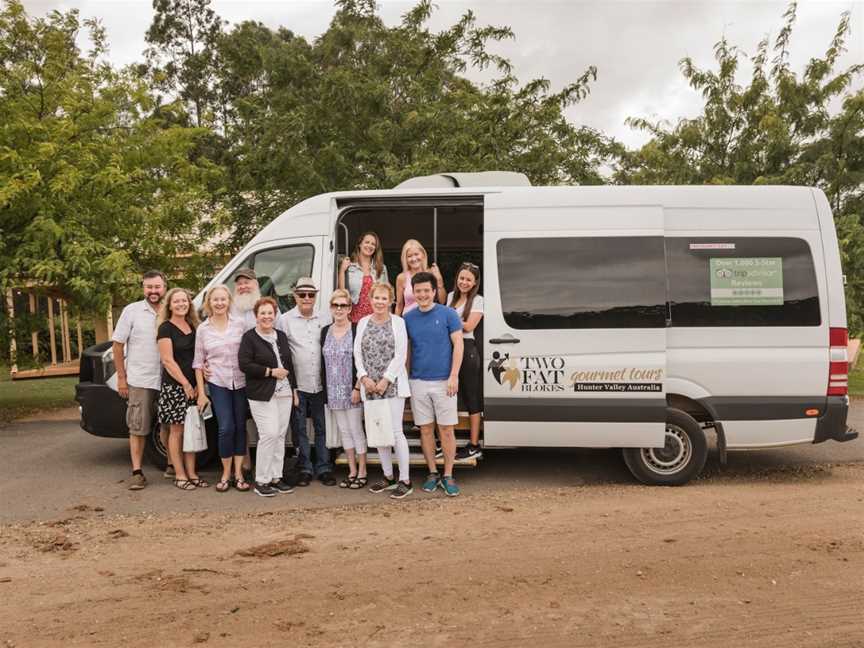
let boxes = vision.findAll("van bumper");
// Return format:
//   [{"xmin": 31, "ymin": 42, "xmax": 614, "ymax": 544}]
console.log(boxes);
[
  {"xmin": 75, "ymin": 382, "xmax": 128, "ymax": 439},
  {"xmin": 813, "ymin": 396, "xmax": 857, "ymax": 444}
]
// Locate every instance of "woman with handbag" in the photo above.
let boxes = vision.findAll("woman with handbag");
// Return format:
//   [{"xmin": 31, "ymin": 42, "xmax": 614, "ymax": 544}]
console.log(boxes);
[
  {"xmin": 156, "ymin": 288, "xmax": 208, "ymax": 490},
  {"xmin": 320, "ymin": 289, "xmax": 367, "ymax": 489},
  {"xmin": 193, "ymin": 284, "xmax": 250, "ymax": 493},
  {"xmin": 238, "ymin": 297, "xmax": 299, "ymax": 498},
  {"xmin": 354, "ymin": 282, "xmax": 413, "ymax": 499}
]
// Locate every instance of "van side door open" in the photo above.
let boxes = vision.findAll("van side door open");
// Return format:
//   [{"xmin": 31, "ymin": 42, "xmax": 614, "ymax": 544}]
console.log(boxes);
[{"xmin": 482, "ymin": 191, "xmax": 667, "ymax": 448}]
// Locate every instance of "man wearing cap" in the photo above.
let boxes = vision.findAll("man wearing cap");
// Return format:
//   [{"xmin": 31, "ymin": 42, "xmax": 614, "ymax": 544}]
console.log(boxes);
[
  {"xmin": 277, "ymin": 277, "xmax": 336, "ymax": 486},
  {"xmin": 231, "ymin": 268, "xmax": 262, "ymax": 332}
]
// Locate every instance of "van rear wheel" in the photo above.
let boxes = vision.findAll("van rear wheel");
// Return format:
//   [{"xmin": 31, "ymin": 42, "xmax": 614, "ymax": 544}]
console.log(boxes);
[{"xmin": 622, "ymin": 408, "xmax": 707, "ymax": 486}]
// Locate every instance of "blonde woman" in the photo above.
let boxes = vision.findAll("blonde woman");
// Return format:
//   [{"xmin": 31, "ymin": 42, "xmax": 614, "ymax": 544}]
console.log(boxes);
[
  {"xmin": 395, "ymin": 239, "xmax": 445, "ymax": 315},
  {"xmin": 338, "ymin": 231, "xmax": 389, "ymax": 323},
  {"xmin": 156, "ymin": 288, "xmax": 207, "ymax": 490},
  {"xmin": 193, "ymin": 285, "xmax": 250, "ymax": 493},
  {"xmin": 354, "ymin": 282, "xmax": 413, "ymax": 499}
]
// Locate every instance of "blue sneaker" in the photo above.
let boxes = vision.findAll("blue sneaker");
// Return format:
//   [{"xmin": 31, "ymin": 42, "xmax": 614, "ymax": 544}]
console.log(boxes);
[
  {"xmin": 440, "ymin": 476, "xmax": 460, "ymax": 497},
  {"xmin": 422, "ymin": 472, "xmax": 440, "ymax": 493}
]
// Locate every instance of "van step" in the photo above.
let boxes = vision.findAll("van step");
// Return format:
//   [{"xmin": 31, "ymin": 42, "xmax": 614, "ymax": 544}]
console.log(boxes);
[{"xmin": 335, "ymin": 450, "xmax": 479, "ymax": 468}]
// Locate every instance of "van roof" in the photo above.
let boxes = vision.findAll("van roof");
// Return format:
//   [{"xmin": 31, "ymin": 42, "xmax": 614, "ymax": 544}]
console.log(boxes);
[{"xmin": 247, "ymin": 184, "xmax": 820, "ymax": 248}]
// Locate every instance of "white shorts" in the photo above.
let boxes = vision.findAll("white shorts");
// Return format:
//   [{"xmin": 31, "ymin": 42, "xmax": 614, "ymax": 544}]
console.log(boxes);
[
  {"xmin": 333, "ymin": 407, "xmax": 366, "ymax": 453},
  {"xmin": 409, "ymin": 379, "xmax": 458, "ymax": 427}
]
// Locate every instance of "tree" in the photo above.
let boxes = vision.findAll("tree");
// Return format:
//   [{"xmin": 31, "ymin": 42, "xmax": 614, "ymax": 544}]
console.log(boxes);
[
  {"xmin": 207, "ymin": 0, "xmax": 615, "ymax": 249},
  {"xmin": 616, "ymin": 2, "xmax": 864, "ymax": 330},
  {"xmin": 145, "ymin": 0, "xmax": 225, "ymax": 128},
  {"xmin": 0, "ymin": 0, "xmax": 221, "ymax": 314}
]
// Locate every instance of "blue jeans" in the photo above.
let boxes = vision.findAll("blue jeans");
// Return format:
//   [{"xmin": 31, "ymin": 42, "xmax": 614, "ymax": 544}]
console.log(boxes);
[
  {"xmin": 208, "ymin": 383, "xmax": 248, "ymax": 459},
  {"xmin": 290, "ymin": 390, "xmax": 331, "ymax": 475}
]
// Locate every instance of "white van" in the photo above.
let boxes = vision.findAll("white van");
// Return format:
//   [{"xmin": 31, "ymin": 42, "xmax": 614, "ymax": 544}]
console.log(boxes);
[{"xmin": 79, "ymin": 172, "xmax": 857, "ymax": 484}]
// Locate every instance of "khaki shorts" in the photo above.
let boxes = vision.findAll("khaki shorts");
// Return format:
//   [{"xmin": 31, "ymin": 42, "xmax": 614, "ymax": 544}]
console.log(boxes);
[
  {"xmin": 409, "ymin": 380, "xmax": 458, "ymax": 427},
  {"xmin": 126, "ymin": 386, "xmax": 159, "ymax": 437}
]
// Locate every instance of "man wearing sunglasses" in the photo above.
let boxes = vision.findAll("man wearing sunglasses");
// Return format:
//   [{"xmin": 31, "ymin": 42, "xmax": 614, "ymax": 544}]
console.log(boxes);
[{"xmin": 277, "ymin": 277, "xmax": 335, "ymax": 486}]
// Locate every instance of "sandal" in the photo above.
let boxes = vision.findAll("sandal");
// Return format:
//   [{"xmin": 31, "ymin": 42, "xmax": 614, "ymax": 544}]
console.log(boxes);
[
  {"xmin": 173, "ymin": 479, "xmax": 195, "ymax": 491},
  {"xmin": 234, "ymin": 478, "xmax": 251, "ymax": 492},
  {"xmin": 339, "ymin": 475, "xmax": 357, "ymax": 489},
  {"xmin": 349, "ymin": 477, "xmax": 368, "ymax": 489},
  {"xmin": 189, "ymin": 478, "xmax": 210, "ymax": 488},
  {"xmin": 215, "ymin": 479, "xmax": 231, "ymax": 493}
]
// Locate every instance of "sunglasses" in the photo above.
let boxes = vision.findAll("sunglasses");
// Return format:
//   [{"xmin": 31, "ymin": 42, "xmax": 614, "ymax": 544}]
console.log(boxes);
[
  {"xmin": 460, "ymin": 262, "xmax": 480, "ymax": 270},
  {"xmin": 330, "ymin": 303, "xmax": 350, "ymax": 309},
  {"xmin": 295, "ymin": 292, "xmax": 317, "ymax": 299}
]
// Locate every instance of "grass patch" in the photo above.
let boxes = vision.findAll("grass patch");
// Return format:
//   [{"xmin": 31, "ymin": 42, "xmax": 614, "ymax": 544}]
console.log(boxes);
[
  {"xmin": 849, "ymin": 365, "xmax": 864, "ymax": 398},
  {"xmin": 0, "ymin": 368, "xmax": 77, "ymax": 425}
]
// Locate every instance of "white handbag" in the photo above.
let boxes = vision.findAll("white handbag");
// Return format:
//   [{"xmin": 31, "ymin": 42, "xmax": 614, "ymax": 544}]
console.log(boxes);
[
  {"xmin": 363, "ymin": 398, "xmax": 396, "ymax": 448},
  {"xmin": 183, "ymin": 405, "xmax": 208, "ymax": 453}
]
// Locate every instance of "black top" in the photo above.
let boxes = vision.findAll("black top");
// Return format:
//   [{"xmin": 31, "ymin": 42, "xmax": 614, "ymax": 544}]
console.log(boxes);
[
  {"xmin": 156, "ymin": 320, "xmax": 196, "ymax": 387},
  {"xmin": 238, "ymin": 328, "xmax": 297, "ymax": 402},
  {"xmin": 319, "ymin": 323, "xmax": 358, "ymax": 405}
]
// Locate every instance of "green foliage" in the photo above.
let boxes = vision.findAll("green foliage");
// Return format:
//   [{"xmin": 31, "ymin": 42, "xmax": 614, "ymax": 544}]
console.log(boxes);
[
  {"xmin": 616, "ymin": 2, "xmax": 864, "ymax": 331},
  {"xmin": 145, "ymin": 0, "xmax": 225, "ymax": 127},
  {"xmin": 0, "ymin": 0, "xmax": 221, "ymax": 313},
  {"xmin": 210, "ymin": 0, "xmax": 614, "ymax": 248}
]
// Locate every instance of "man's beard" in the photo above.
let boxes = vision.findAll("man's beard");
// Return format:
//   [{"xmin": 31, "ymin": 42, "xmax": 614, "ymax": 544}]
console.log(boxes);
[{"xmin": 233, "ymin": 289, "xmax": 261, "ymax": 312}]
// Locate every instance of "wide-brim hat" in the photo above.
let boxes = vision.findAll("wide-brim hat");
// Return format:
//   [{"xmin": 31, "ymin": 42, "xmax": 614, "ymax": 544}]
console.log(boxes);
[{"xmin": 294, "ymin": 277, "xmax": 319, "ymax": 292}]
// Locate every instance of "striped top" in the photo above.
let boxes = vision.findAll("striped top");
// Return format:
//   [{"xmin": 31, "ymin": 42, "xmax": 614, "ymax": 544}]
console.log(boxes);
[{"xmin": 192, "ymin": 315, "xmax": 246, "ymax": 390}]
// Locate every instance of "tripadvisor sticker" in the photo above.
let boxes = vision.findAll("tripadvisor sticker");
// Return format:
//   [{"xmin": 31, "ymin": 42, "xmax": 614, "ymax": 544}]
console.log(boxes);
[{"xmin": 710, "ymin": 257, "xmax": 783, "ymax": 306}]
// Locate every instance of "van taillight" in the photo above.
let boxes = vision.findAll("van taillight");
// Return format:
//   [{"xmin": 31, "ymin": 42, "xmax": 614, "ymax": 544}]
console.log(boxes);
[{"xmin": 828, "ymin": 327, "xmax": 849, "ymax": 396}]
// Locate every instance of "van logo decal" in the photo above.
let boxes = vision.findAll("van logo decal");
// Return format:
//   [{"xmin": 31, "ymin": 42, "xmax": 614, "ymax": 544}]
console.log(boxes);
[
  {"xmin": 487, "ymin": 352, "xmax": 522, "ymax": 390},
  {"xmin": 489, "ymin": 354, "xmax": 664, "ymax": 394}
]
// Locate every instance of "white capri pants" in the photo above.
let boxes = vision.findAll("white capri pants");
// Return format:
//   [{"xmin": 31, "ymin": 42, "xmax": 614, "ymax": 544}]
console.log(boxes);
[
  {"xmin": 333, "ymin": 407, "xmax": 366, "ymax": 454},
  {"xmin": 376, "ymin": 397, "xmax": 410, "ymax": 483},
  {"xmin": 248, "ymin": 396, "xmax": 292, "ymax": 485}
]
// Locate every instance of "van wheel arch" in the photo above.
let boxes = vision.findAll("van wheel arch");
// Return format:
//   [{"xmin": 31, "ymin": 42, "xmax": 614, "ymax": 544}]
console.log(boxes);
[
  {"xmin": 666, "ymin": 393, "xmax": 727, "ymax": 465},
  {"xmin": 622, "ymin": 407, "xmax": 709, "ymax": 486}
]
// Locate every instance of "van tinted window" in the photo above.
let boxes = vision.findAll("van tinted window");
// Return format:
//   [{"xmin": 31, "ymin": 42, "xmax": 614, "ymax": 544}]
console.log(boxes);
[
  {"xmin": 233, "ymin": 244, "xmax": 315, "ymax": 313},
  {"xmin": 497, "ymin": 237, "xmax": 667, "ymax": 329},
  {"xmin": 667, "ymin": 237, "xmax": 820, "ymax": 327}
]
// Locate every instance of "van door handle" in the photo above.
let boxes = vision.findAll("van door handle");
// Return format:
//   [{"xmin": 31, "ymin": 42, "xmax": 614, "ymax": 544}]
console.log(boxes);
[{"xmin": 489, "ymin": 334, "xmax": 520, "ymax": 344}]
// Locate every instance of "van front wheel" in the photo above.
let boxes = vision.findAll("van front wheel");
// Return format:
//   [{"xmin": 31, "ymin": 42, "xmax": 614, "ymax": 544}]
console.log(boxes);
[{"xmin": 623, "ymin": 408, "xmax": 708, "ymax": 486}]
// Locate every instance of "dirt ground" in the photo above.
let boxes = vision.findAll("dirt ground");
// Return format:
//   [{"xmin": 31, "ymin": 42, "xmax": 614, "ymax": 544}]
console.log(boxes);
[{"xmin": 2, "ymin": 460, "xmax": 863, "ymax": 647}]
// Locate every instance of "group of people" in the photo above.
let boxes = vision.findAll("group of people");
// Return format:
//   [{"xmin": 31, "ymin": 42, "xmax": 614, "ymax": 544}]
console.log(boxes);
[{"xmin": 111, "ymin": 232, "xmax": 484, "ymax": 500}]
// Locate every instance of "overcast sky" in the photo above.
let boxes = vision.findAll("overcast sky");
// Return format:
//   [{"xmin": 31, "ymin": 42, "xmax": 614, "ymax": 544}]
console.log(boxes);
[{"xmin": 22, "ymin": 0, "xmax": 864, "ymax": 149}]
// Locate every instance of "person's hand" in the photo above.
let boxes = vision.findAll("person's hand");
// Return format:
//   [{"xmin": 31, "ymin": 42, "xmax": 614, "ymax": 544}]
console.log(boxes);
[
  {"xmin": 272, "ymin": 367, "xmax": 289, "ymax": 380},
  {"xmin": 203, "ymin": 362, "xmax": 213, "ymax": 381},
  {"xmin": 351, "ymin": 388, "xmax": 361, "ymax": 405},
  {"xmin": 117, "ymin": 375, "xmax": 129, "ymax": 399},
  {"xmin": 430, "ymin": 263, "xmax": 443, "ymax": 281},
  {"xmin": 183, "ymin": 383, "xmax": 196, "ymax": 400},
  {"xmin": 340, "ymin": 256, "xmax": 351, "ymax": 274},
  {"xmin": 374, "ymin": 378, "xmax": 390, "ymax": 395},
  {"xmin": 292, "ymin": 390, "xmax": 299, "ymax": 407},
  {"xmin": 446, "ymin": 374, "xmax": 458, "ymax": 397},
  {"xmin": 197, "ymin": 394, "xmax": 209, "ymax": 413},
  {"xmin": 362, "ymin": 376, "xmax": 377, "ymax": 393}
]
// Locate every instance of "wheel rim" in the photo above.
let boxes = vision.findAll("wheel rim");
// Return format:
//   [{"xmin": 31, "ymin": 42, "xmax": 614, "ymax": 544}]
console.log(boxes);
[
  {"xmin": 640, "ymin": 424, "xmax": 692, "ymax": 475},
  {"xmin": 151, "ymin": 423, "xmax": 168, "ymax": 459}
]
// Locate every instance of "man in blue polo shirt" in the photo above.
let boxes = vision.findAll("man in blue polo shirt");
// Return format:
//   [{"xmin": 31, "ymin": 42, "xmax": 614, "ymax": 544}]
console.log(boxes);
[{"xmin": 404, "ymin": 271, "xmax": 464, "ymax": 496}]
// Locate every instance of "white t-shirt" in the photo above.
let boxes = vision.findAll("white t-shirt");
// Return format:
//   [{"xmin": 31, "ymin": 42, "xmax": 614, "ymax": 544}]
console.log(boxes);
[
  {"xmin": 111, "ymin": 300, "xmax": 162, "ymax": 390},
  {"xmin": 446, "ymin": 292, "xmax": 484, "ymax": 340}
]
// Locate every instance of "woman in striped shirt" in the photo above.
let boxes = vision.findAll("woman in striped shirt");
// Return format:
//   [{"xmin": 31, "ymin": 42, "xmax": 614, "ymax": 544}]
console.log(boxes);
[{"xmin": 194, "ymin": 285, "xmax": 250, "ymax": 492}]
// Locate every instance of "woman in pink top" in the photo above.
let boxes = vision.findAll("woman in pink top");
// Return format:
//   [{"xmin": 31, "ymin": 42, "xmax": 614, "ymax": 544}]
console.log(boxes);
[
  {"xmin": 395, "ymin": 239, "xmax": 445, "ymax": 315},
  {"xmin": 194, "ymin": 285, "xmax": 250, "ymax": 492}
]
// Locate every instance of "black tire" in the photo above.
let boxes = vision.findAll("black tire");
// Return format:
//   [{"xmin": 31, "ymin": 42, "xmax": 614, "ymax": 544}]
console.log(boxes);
[
  {"xmin": 622, "ymin": 408, "xmax": 708, "ymax": 486},
  {"xmin": 144, "ymin": 417, "xmax": 219, "ymax": 470}
]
